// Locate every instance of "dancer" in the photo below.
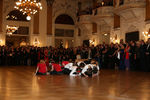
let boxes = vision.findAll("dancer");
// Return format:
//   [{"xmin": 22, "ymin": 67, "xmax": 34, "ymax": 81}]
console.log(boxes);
[
  {"xmin": 50, "ymin": 61, "xmax": 64, "ymax": 75},
  {"xmin": 81, "ymin": 60, "xmax": 100, "ymax": 77},
  {"xmin": 35, "ymin": 59, "xmax": 47, "ymax": 75},
  {"xmin": 70, "ymin": 62, "xmax": 85, "ymax": 76}
]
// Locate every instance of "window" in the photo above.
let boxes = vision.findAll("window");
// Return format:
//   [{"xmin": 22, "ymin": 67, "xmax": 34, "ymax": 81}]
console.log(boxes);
[
  {"xmin": 14, "ymin": 27, "xmax": 29, "ymax": 35},
  {"xmin": 55, "ymin": 14, "xmax": 74, "ymax": 25},
  {"xmin": 6, "ymin": 10, "xmax": 28, "ymax": 21},
  {"xmin": 55, "ymin": 29, "xmax": 74, "ymax": 37}
]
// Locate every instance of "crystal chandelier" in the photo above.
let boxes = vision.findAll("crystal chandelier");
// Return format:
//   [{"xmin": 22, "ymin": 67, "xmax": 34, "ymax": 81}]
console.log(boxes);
[
  {"xmin": 6, "ymin": 25, "xmax": 18, "ymax": 36},
  {"xmin": 14, "ymin": 0, "xmax": 42, "ymax": 20}
]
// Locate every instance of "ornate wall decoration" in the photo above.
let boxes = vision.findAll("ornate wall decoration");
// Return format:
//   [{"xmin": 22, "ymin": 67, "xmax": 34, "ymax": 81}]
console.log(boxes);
[
  {"xmin": 52, "ymin": 0, "xmax": 77, "ymax": 20},
  {"xmin": 127, "ymin": 25, "xmax": 138, "ymax": 32},
  {"xmin": 3, "ymin": 0, "xmax": 12, "ymax": 14}
]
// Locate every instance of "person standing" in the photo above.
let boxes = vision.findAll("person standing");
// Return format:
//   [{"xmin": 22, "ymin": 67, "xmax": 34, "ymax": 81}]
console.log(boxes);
[
  {"xmin": 119, "ymin": 44, "xmax": 125, "ymax": 70},
  {"xmin": 135, "ymin": 42, "xmax": 141, "ymax": 71},
  {"xmin": 146, "ymin": 38, "xmax": 150, "ymax": 72},
  {"xmin": 129, "ymin": 41, "xmax": 136, "ymax": 71},
  {"xmin": 124, "ymin": 43, "xmax": 130, "ymax": 71},
  {"xmin": 108, "ymin": 43, "xmax": 115, "ymax": 69},
  {"xmin": 140, "ymin": 40, "xmax": 147, "ymax": 71}
]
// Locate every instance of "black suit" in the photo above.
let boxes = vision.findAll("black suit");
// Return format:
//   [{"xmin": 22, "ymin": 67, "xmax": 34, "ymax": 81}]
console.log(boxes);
[
  {"xmin": 146, "ymin": 44, "xmax": 150, "ymax": 71},
  {"xmin": 140, "ymin": 44, "xmax": 147, "ymax": 71}
]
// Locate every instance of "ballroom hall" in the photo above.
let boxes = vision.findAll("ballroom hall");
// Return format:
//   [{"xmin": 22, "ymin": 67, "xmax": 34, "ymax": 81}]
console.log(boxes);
[{"xmin": 0, "ymin": 0, "xmax": 150, "ymax": 100}]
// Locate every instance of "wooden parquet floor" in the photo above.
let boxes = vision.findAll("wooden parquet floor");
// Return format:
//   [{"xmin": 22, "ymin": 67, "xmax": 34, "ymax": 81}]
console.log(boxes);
[{"xmin": 0, "ymin": 66, "xmax": 150, "ymax": 100}]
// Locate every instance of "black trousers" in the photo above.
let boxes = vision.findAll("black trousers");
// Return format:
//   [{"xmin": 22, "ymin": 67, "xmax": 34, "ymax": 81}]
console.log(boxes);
[
  {"xmin": 50, "ymin": 71, "xmax": 64, "ymax": 75},
  {"xmin": 84, "ymin": 72, "xmax": 92, "ymax": 77},
  {"xmin": 36, "ymin": 72, "xmax": 47, "ymax": 75},
  {"xmin": 63, "ymin": 68, "xmax": 71, "ymax": 75}
]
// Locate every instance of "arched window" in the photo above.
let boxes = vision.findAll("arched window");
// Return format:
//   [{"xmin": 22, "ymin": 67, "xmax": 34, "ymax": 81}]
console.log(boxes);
[
  {"xmin": 6, "ymin": 10, "xmax": 28, "ymax": 21},
  {"xmin": 55, "ymin": 14, "xmax": 74, "ymax": 25}
]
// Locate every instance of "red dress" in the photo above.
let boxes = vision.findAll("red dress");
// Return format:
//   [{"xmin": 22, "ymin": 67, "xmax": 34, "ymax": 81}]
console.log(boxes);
[{"xmin": 124, "ymin": 46, "xmax": 130, "ymax": 69}]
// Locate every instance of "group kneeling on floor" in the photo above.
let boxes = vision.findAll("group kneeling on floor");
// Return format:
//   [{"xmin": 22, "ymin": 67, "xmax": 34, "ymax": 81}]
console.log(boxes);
[{"xmin": 35, "ymin": 59, "xmax": 100, "ymax": 77}]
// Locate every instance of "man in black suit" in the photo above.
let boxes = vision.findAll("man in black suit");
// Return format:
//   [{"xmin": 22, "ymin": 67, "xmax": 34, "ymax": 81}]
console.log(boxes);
[
  {"xmin": 139, "ymin": 40, "xmax": 147, "ymax": 71},
  {"xmin": 146, "ymin": 38, "xmax": 150, "ymax": 71}
]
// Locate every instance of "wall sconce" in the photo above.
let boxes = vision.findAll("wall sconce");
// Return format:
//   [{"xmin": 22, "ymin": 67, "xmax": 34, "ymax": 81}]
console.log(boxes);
[
  {"xmin": 89, "ymin": 39, "xmax": 95, "ymax": 45},
  {"xmin": 142, "ymin": 29, "xmax": 150, "ymax": 37},
  {"xmin": 0, "ymin": 39, "xmax": 2, "ymax": 45},
  {"xmin": 33, "ymin": 38, "xmax": 40, "ymax": 46},
  {"xmin": 104, "ymin": 33, "xmax": 108, "ymax": 36},
  {"xmin": 110, "ymin": 34, "xmax": 118, "ymax": 43},
  {"xmin": 6, "ymin": 25, "xmax": 18, "ymax": 36}
]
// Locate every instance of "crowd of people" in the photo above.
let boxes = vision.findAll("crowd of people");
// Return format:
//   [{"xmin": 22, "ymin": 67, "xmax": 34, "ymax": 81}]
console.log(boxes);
[{"xmin": 0, "ymin": 38, "xmax": 150, "ymax": 72}]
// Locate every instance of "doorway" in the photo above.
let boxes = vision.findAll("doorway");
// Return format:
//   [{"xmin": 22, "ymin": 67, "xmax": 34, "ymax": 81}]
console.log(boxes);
[
  {"xmin": 54, "ymin": 14, "xmax": 75, "ymax": 48},
  {"xmin": 83, "ymin": 40, "xmax": 90, "ymax": 47},
  {"xmin": 125, "ymin": 31, "xmax": 139, "ymax": 43},
  {"xmin": 6, "ymin": 35, "xmax": 29, "ymax": 47},
  {"xmin": 55, "ymin": 39, "xmax": 63, "ymax": 48}
]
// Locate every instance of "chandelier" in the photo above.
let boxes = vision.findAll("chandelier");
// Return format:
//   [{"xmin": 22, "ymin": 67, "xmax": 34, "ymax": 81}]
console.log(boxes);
[
  {"xmin": 110, "ymin": 34, "xmax": 118, "ymax": 43},
  {"xmin": 14, "ymin": 0, "xmax": 42, "ymax": 20},
  {"xmin": 6, "ymin": 25, "xmax": 18, "ymax": 36},
  {"xmin": 142, "ymin": 29, "xmax": 150, "ymax": 37}
]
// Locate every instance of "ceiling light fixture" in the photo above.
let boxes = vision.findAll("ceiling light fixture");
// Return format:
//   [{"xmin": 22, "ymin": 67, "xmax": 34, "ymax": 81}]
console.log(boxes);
[{"xmin": 14, "ymin": 0, "xmax": 42, "ymax": 20}]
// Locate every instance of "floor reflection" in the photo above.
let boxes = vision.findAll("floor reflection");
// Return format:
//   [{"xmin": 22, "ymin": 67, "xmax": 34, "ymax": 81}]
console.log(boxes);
[{"xmin": 0, "ymin": 66, "xmax": 150, "ymax": 100}]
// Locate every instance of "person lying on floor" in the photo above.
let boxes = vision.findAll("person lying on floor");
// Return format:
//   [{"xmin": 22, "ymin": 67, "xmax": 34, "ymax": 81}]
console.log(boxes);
[
  {"xmin": 63, "ymin": 61, "xmax": 76, "ymax": 75},
  {"xmin": 50, "ymin": 61, "xmax": 64, "ymax": 75},
  {"xmin": 76, "ymin": 59, "xmax": 87, "ymax": 66},
  {"xmin": 81, "ymin": 60, "xmax": 100, "ymax": 77},
  {"xmin": 62, "ymin": 60, "xmax": 69, "ymax": 67},
  {"xmin": 35, "ymin": 59, "xmax": 48, "ymax": 75},
  {"xmin": 70, "ymin": 62, "xmax": 86, "ymax": 76}
]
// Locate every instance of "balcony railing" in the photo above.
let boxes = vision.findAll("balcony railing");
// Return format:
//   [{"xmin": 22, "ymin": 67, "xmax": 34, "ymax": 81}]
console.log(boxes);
[
  {"xmin": 77, "ymin": 0, "xmax": 114, "ymax": 16},
  {"xmin": 77, "ymin": 9, "xmax": 93, "ymax": 16},
  {"xmin": 95, "ymin": 0, "xmax": 113, "ymax": 9},
  {"xmin": 79, "ymin": 15, "xmax": 91, "ymax": 23},
  {"xmin": 119, "ymin": 0, "xmax": 145, "ymax": 6},
  {"xmin": 96, "ymin": 6, "xmax": 114, "ymax": 16}
]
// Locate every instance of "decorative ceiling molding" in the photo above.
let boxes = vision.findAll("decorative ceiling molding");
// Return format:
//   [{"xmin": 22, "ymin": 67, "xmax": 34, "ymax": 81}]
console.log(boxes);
[{"xmin": 127, "ymin": 25, "xmax": 138, "ymax": 32}]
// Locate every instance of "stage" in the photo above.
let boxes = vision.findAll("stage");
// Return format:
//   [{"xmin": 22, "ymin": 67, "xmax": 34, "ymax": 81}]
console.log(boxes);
[{"xmin": 0, "ymin": 66, "xmax": 150, "ymax": 100}]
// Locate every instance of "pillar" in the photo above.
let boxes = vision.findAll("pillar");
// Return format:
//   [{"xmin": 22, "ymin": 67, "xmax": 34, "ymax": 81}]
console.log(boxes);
[
  {"xmin": 46, "ymin": 0, "xmax": 54, "ymax": 35},
  {"xmin": 113, "ymin": 0, "xmax": 120, "ymax": 28},
  {"xmin": 33, "ymin": 12, "xmax": 39, "ymax": 34},
  {"xmin": 146, "ymin": 0, "xmax": 150, "ymax": 21},
  {"xmin": 0, "ymin": 0, "xmax": 3, "ymax": 33}
]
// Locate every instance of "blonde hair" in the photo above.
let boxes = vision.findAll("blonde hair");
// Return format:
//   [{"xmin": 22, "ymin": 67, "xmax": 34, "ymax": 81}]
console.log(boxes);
[
  {"xmin": 40, "ymin": 60, "xmax": 45, "ymax": 63},
  {"xmin": 91, "ymin": 59, "xmax": 98, "ymax": 65}
]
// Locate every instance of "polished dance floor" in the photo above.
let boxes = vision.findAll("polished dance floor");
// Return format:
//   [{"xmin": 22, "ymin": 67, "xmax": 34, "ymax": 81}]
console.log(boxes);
[{"xmin": 0, "ymin": 66, "xmax": 150, "ymax": 100}]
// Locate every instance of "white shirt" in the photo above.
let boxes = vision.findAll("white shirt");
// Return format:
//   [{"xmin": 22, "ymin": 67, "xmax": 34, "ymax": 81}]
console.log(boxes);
[
  {"xmin": 64, "ymin": 63, "xmax": 74, "ymax": 70},
  {"xmin": 77, "ymin": 61, "xmax": 86, "ymax": 66},
  {"xmin": 147, "ymin": 44, "xmax": 150, "ymax": 50},
  {"xmin": 81, "ymin": 64, "xmax": 99, "ymax": 74},
  {"xmin": 70, "ymin": 66, "xmax": 82, "ymax": 76}
]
